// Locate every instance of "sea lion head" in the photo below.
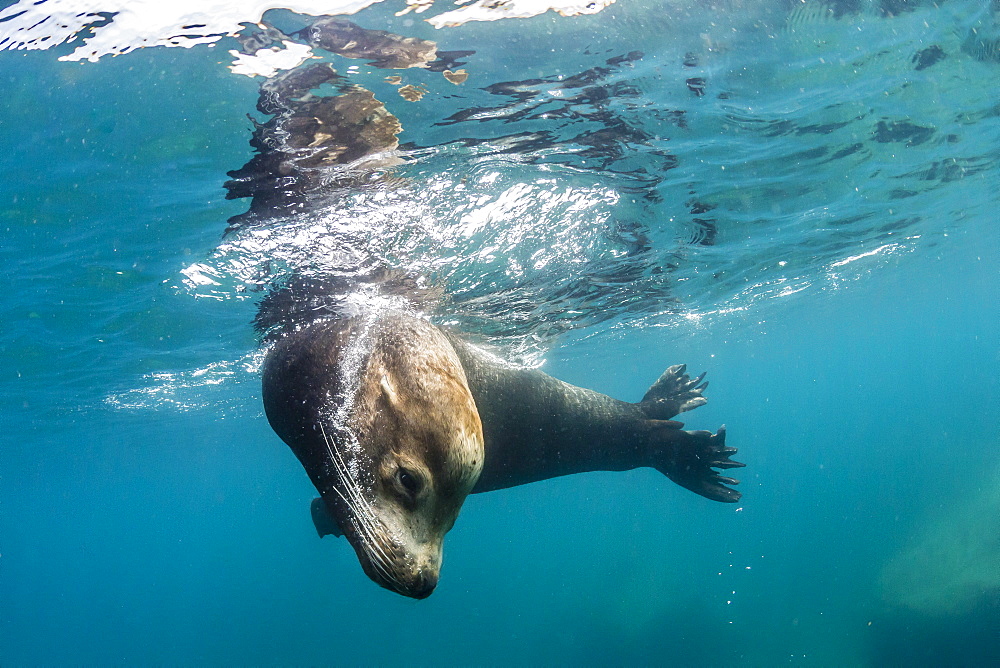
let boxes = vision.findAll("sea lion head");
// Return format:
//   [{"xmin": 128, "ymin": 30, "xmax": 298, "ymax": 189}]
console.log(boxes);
[
  {"xmin": 337, "ymin": 314, "xmax": 483, "ymax": 598},
  {"xmin": 263, "ymin": 311, "xmax": 484, "ymax": 599}
]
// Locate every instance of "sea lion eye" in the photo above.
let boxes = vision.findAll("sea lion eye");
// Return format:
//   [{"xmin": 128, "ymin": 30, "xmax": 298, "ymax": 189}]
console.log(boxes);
[{"xmin": 397, "ymin": 467, "xmax": 422, "ymax": 498}]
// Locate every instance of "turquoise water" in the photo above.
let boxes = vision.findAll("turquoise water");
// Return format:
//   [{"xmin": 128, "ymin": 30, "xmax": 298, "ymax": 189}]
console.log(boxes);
[{"xmin": 2, "ymin": 0, "xmax": 999, "ymax": 664}]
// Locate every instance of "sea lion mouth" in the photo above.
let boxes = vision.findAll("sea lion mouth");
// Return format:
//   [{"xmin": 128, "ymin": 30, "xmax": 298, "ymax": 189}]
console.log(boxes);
[
  {"xmin": 348, "ymin": 528, "xmax": 441, "ymax": 599},
  {"xmin": 368, "ymin": 563, "xmax": 439, "ymax": 599},
  {"xmin": 402, "ymin": 571, "xmax": 438, "ymax": 599}
]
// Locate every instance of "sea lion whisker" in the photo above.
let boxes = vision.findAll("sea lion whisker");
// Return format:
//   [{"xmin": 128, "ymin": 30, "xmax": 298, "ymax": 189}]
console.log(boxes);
[
  {"xmin": 352, "ymin": 516, "xmax": 396, "ymax": 572},
  {"xmin": 318, "ymin": 429, "xmax": 374, "ymax": 534},
  {"xmin": 321, "ymin": 466, "xmax": 401, "ymax": 585},
  {"xmin": 358, "ymin": 535, "xmax": 397, "ymax": 583},
  {"xmin": 319, "ymin": 423, "xmax": 401, "ymax": 578},
  {"xmin": 321, "ymin": 427, "xmax": 386, "ymax": 539},
  {"xmin": 319, "ymin": 423, "xmax": 371, "ymax": 512},
  {"xmin": 326, "ymin": 455, "xmax": 382, "ymax": 545},
  {"xmin": 351, "ymin": 512, "xmax": 399, "ymax": 575},
  {"xmin": 349, "ymin": 519, "xmax": 402, "ymax": 586},
  {"xmin": 323, "ymin": 477, "xmax": 368, "ymax": 533},
  {"xmin": 324, "ymin": 453, "xmax": 366, "ymax": 520}
]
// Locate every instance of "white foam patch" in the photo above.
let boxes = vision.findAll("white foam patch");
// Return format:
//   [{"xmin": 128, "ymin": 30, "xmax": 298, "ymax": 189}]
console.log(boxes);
[
  {"xmin": 427, "ymin": 0, "xmax": 614, "ymax": 28},
  {"xmin": 229, "ymin": 40, "xmax": 315, "ymax": 78},
  {"xmin": 0, "ymin": 0, "xmax": 379, "ymax": 62},
  {"xmin": 0, "ymin": 0, "xmax": 615, "ymax": 63}
]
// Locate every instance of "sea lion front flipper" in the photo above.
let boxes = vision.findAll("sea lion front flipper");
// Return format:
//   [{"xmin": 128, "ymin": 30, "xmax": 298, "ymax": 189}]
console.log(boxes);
[
  {"xmin": 310, "ymin": 497, "xmax": 343, "ymax": 538},
  {"xmin": 652, "ymin": 424, "xmax": 744, "ymax": 503},
  {"xmin": 639, "ymin": 364, "xmax": 709, "ymax": 420}
]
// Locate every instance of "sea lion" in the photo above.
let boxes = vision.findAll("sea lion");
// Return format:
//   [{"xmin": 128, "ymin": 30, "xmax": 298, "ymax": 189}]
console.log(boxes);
[
  {"xmin": 231, "ymin": 18, "xmax": 743, "ymax": 599},
  {"xmin": 261, "ymin": 305, "xmax": 742, "ymax": 599}
]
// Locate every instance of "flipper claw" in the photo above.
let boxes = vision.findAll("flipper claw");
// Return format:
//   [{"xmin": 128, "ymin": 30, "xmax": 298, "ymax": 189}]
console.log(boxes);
[{"xmin": 711, "ymin": 475, "xmax": 740, "ymax": 486}]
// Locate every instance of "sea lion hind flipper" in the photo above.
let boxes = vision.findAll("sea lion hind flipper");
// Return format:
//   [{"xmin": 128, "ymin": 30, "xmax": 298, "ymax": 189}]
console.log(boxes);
[
  {"xmin": 653, "ymin": 424, "xmax": 744, "ymax": 503},
  {"xmin": 639, "ymin": 364, "xmax": 709, "ymax": 420},
  {"xmin": 310, "ymin": 497, "xmax": 343, "ymax": 538}
]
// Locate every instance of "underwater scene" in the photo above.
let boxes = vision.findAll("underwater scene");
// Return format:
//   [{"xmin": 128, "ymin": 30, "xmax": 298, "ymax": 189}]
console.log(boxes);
[{"xmin": 1, "ymin": 0, "xmax": 998, "ymax": 664}]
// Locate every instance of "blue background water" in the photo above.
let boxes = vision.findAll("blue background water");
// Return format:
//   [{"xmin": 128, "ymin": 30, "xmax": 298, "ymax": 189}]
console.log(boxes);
[{"xmin": 2, "ymin": 1, "xmax": 999, "ymax": 665}]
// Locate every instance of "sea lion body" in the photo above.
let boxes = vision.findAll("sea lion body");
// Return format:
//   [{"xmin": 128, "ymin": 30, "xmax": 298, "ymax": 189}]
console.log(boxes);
[
  {"xmin": 448, "ymin": 334, "xmax": 740, "ymax": 500},
  {"xmin": 262, "ymin": 307, "xmax": 742, "ymax": 598}
]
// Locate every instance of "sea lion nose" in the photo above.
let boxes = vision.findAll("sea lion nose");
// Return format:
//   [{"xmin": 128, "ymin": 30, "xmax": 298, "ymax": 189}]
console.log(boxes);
[{"xmin": 409, "ymin": 571, "xmax": 439, "ymax": 599}]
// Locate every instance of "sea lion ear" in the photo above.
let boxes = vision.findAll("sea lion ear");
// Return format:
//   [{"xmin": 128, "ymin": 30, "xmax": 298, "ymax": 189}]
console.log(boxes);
[
  {"xmin": 380, "ymin": 373, "xmax": 400, "ymax": 406},
  {"xmin": 311, "ymin": 497, "xmax": 343, "ymax": 538}
]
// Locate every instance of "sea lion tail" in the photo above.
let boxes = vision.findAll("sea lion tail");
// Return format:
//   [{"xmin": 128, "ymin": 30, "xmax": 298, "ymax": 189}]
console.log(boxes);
[
  {"xmin": 639, "ymin": 364, "xmax": 708, "ymax": 420},
  {"xmin": 639, "ymin": 365, "xmax": 745, "ymax": 502},
  {"xmin": 652, "ymin": 425, "xmax": 745, "ymax": 503}
]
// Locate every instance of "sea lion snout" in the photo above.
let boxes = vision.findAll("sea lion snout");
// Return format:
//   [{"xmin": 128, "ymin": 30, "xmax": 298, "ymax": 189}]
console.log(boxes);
[
  {"xmin": 353, "ymin": 531, "xmax": 443, "ymax": 598},
  {"xmin": 407, "ymin": 570, "xmax": 439, "ymax": 599},
  {"xmin": 375, "ymin": 567, "xmax": 439, "ymax": 599}
]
